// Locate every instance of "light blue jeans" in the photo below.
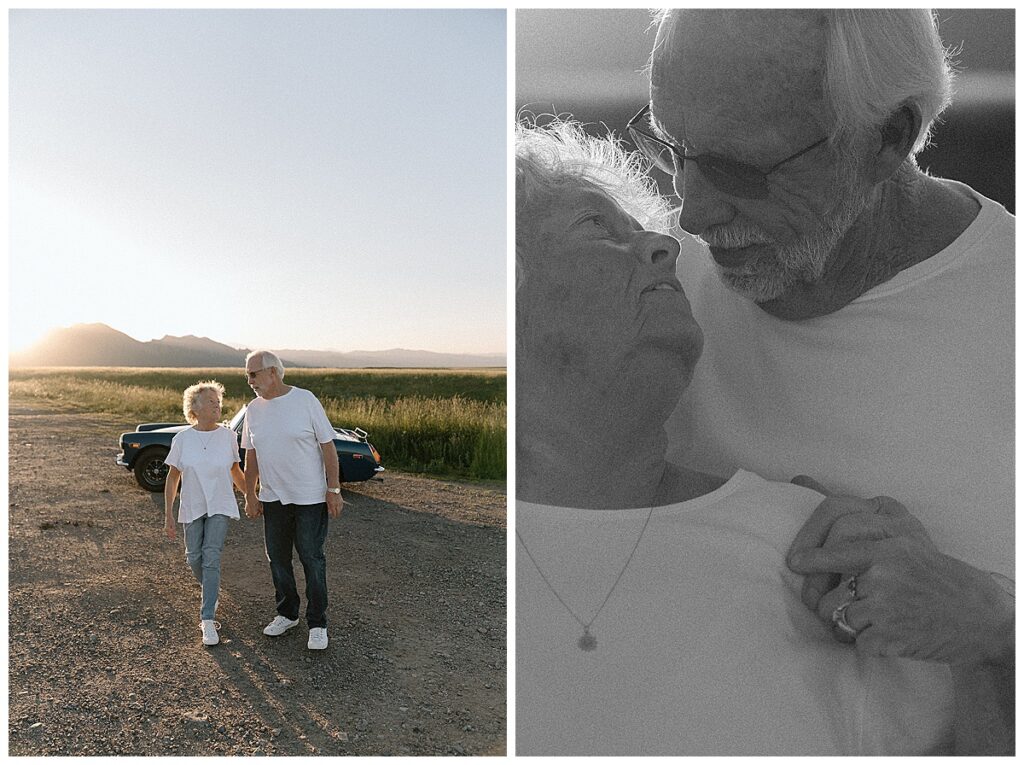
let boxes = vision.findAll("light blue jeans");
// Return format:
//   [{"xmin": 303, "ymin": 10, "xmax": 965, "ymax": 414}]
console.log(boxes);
[{"xmin": 183, "ymin": 513, "xmax": 231, "ymax": 621}]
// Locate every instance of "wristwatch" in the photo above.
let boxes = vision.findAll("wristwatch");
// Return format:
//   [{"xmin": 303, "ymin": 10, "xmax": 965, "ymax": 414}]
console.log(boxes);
[{"xmin": 327, "ymin": 487, "xmax": 341, "ymax": 495}]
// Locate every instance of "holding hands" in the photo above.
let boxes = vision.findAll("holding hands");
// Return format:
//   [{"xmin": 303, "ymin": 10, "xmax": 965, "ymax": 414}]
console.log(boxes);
[
  {"xmin": 786, "ymin": 476, "xmax": 1014, "ymax": 668},
  {"xmin": 244, "ymin": 494, "xmax": 264, "ymax": 518}
]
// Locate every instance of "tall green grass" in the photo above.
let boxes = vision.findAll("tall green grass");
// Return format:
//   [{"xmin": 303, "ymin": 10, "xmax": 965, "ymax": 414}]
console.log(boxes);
[
  {"xmin": 9, "ymin": 367, "xmax": 505, "ymax": 403},
  {"xmin": 9, "ymin": 368, "xmax": 506, "ymax": 480},
  {"xmin": 322, "ymin": 396, "xmax": 505, "ymax": 478}
]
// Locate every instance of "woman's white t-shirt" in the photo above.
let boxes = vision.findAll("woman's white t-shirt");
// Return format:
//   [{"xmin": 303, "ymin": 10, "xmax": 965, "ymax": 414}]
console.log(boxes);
[
  {"xmin": 516, "ymin": 470, "xmax": 953, "ymax": 755},
  {"xmin": 165, "ymin": 425, "xmax": 241, "ymax": 523}
]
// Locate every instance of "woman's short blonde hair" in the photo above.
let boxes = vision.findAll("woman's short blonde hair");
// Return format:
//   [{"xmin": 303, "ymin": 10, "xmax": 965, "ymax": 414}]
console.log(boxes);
[{"xmin": 182, "ymin": 380, "xmax": 225, "ymax": 425}]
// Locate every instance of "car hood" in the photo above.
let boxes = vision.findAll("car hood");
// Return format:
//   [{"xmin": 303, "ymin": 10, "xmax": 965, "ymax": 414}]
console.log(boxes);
[
  {"xmin": 134, "ymin": 418, "xmax": 363, "ymax": 442},
  {"xmin": 140, "ymin": 424, "xmax": 191, "ymax": 434}
]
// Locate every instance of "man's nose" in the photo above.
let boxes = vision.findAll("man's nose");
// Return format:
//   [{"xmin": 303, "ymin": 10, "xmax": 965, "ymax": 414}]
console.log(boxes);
[
  {"xmin": 673, "ymin": 161, "xmax": 735, "ymax": 236},
  {"xmin": 639, "ymin": 231, "xmax": 680, "ymax": 270}
]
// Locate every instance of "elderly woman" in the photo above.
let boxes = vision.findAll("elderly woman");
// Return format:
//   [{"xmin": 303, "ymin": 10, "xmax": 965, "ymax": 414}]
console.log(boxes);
[
  {"xmin": 515, "ymin": 119, "xmax": 957, "ymax": 755},
  {"xmin": 163, "ymin": 381, "xmax": 245, "ymax": 646}
]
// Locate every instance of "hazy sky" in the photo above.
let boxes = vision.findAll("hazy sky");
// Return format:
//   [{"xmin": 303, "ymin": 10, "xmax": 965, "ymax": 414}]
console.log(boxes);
[{"xmin": 9, "ymin": 9, "xmax": 506, "ymax": 354}]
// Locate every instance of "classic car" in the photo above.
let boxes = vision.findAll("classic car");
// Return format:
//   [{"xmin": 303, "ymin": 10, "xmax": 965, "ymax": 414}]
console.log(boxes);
[{"xmin": 116, "ymin": 405, "xmax": 384, "ymax": 492}]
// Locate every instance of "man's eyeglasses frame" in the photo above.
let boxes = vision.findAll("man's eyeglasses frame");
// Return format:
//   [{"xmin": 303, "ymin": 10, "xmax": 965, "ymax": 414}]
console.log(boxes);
[{"xmin": 626, "ymin": 104, "xmax": 829, "ymax": 200}]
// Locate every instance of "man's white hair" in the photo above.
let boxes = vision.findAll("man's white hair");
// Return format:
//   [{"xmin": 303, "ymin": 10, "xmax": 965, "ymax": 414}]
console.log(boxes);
[
  {"xmin": 516, "ymin": 116, "xmax": 672, "ymax": 289},
  {"xmin": 823, "ymin": 9, "xmax": 954, "ymax": 156},
  {"xmin": 655, "ymin": 9, "xmax": 955, "ymax": 158},
  {"xmin": 245, "ymin": 349, "xmax": 285, "ymax": 379},
  {"xmin": 182, "ymin": 380, "xmax": 225, "ymax": 425}
]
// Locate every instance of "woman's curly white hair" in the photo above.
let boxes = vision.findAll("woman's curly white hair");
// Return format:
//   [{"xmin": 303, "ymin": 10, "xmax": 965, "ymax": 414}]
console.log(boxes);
[
  {"xmin": 516, "ymin": 116, "xmax": 673, "ymax": 288},
  {"xmin": 182, "ymin": 380, "xmax": 225, "ymax": 425}
]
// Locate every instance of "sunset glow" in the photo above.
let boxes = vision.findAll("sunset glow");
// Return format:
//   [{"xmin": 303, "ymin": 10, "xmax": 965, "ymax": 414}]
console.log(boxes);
[{"xmin": 10, "ymin": 10, "xmax": 506, "ymax": 357}]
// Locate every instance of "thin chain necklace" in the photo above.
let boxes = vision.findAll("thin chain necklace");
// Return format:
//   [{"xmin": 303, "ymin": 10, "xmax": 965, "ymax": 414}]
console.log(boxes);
[
  {"xmin": 194, "ymin": 425, "xmax": 218, "ymax": 450},
  {"xmin": 516, "ymin": 504, "xmax": 655, "ymax": 652}
]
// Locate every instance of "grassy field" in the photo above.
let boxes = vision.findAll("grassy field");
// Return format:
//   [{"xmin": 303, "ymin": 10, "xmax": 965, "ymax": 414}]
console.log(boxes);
[{"xmin": 9, "ymin": 367, "xmax": 506, "ymax": 481}]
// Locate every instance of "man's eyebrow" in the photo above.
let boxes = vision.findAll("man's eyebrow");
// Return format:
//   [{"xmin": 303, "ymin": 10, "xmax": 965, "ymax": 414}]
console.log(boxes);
[{"xmin": 649, "ymin": 113, "xmax": 749, "ymax": 160}]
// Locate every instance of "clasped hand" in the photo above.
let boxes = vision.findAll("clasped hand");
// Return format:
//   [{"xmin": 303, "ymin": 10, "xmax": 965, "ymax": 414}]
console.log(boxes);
[
  {"xmin": 244, "ymin": 495, "xmax": 263, "ymax": 518},
  {"xmin": 786, "ymin": 477, "xmax": 1013, "ymax": 667}
]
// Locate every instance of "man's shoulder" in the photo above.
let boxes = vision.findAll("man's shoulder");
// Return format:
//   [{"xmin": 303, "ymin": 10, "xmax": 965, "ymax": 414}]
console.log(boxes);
[
  {"xmin": 291, "ymin": 386, "xmax": 329, "ymax": 407},
  {"xmin": 284, "ymin": 386, "xmax": 324, "ymax": 406},
  {"xmin": 946, "ymin": 185, "xmax": 1014, "ymax": 276},
  {"xmin": 951, "ymin": 180, "xmax": 1014, "ymax": 240},
  {"xmin": 245, "ymin": 396, "xmax": 268, "ymax": 412}
]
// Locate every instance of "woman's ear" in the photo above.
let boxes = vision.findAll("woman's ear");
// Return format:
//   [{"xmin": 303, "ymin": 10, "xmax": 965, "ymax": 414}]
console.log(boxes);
[{"xmin": 869, "ymin": 103, "xmax": 922, "ymax": 183}]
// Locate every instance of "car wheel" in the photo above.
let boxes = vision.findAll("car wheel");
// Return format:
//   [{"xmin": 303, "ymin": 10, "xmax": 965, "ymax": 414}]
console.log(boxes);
[{"xmin": 133, "ymin": 448, "xmax": 169, "ymax": 492}]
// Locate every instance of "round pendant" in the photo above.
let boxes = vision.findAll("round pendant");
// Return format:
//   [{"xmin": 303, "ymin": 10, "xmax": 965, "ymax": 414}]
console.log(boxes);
[{"xmin": 578, "ymin": 629, "xmax": 597, "ymax": 652}]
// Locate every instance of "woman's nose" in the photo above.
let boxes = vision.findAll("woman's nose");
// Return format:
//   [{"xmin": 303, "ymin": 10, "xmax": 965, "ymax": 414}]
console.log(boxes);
[{"xmin": 640, "ymin": 232, "xmax": 681, "ymax": 269}]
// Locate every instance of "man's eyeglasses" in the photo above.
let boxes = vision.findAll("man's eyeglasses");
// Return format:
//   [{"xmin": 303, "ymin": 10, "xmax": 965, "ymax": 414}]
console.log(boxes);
[
  {"xmin": 246, "ymin": 367, "xmax": 271, "ymax": 379},
  {"xmin": 626, "ymin": 105, "xmax": 829, "ymax": 200}
]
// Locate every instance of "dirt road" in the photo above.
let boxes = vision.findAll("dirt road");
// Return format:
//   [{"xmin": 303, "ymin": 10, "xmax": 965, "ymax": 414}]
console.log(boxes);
[{"xmin": 8, "ymin": 404, "xmax": 507, "ymax": 755}]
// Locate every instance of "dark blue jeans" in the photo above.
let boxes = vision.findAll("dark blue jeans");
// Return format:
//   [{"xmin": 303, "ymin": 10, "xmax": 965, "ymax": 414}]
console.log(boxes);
[{"xmin": 262, "ymin": 501, "xmax": 329, "ymax": 629}]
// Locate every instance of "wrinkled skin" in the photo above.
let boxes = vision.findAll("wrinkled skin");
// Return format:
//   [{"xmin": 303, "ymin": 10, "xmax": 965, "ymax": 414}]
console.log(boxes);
[
  {"xmin": 786, "ymin": 477, "xmax": 1014, "ymax": 754},
  {"xmin": 786, "ymin": 479, "xmax": 1013, "ymax": 666}
]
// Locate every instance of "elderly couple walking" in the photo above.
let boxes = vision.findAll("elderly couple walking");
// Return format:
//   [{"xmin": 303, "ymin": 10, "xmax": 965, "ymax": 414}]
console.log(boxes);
[{"xmin": 162, "ymin": 350, "xmax": 343, "ymax": 650}]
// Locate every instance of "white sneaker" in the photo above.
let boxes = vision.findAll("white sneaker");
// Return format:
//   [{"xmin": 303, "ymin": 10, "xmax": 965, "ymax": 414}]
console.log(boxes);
[
  {"xmin": 263, "ymin": 615, "xmax": 300, "ymax": 636},
  {"xmin": 308, "ymin": 627, "xmax": 328, "ymax": 650},
  {"xmin": 200, "ymin": 620, "xmax": 220, "ymax": 646}
]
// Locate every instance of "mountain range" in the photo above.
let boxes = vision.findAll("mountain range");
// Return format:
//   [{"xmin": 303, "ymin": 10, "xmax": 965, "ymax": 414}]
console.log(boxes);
[{"xmin": 10, "ymin": 323, "xmax": 506, "ymax": 369}]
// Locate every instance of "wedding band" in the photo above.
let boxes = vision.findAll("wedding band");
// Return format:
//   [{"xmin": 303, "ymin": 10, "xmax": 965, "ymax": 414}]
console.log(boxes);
[
  {"xmin": 831, "ymin": 601, "xmax": 858, "ymax": 639},
  {"xmin": 844, "ymin": 575, "xmax": 858, "ymax": 598}
]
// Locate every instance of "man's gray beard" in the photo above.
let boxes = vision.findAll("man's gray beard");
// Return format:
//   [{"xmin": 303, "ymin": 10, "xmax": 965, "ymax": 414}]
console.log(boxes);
[{"xmin": 716, "ymin": 183, "xmax": 869, "ymax": 302}]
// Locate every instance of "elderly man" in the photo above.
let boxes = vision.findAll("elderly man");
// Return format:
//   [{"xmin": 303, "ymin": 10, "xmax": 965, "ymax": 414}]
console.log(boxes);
[
  {"xmin": 636, "ymin": 9, "xmax": 1012, "ymax": 752},
  {"xmin": 242, "ymin": 350, "xmax": 343, "ymax": 650}
]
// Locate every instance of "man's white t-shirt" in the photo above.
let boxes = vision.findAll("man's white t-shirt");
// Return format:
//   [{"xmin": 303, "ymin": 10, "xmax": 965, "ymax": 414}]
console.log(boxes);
[
  {"xmin": 165, "ymin": 425, "xmax": 240, "ymax": 524},
  {"xmin": 516, "ymin": 471, "xmax": 953, "ymax": 756},
  {"xmin": 668, "ymin": 182, "xmax": 1013, "ymax": 577},
  {"xmin": 240, "ymin": 386, "xmax": 336, "ymax": 505}
]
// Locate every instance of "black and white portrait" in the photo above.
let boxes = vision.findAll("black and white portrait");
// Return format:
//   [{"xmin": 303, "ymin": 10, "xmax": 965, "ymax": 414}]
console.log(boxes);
[{"xmin": 515, "ymin": 9, "xmax": 1014, "ymax": 756}]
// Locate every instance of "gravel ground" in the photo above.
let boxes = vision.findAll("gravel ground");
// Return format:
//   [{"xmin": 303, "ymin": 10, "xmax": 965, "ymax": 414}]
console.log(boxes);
[{"xmin": 8, "ymin": 403, "xmax": 507, "ymax": 756}]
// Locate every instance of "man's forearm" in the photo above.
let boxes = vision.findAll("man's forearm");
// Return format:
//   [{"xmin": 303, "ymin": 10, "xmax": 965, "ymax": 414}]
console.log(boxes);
[
  {"xmin": 244, "ymin": 456, "xmax": 259, "ymax": 496},
  {"xmin": 321, "ymin": 443, "xmax": 340, "ymax": 488}
]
